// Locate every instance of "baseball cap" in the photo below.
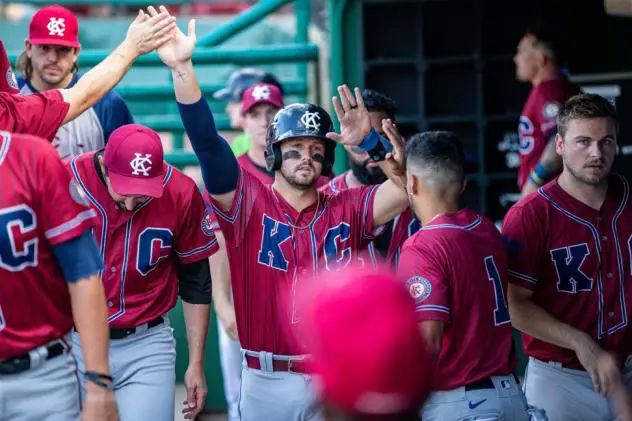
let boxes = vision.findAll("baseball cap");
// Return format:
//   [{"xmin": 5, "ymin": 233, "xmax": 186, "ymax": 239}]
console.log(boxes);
[
  {"xmin": 213, "ymin": 67, "xmax": 284, "ymax": 101},
  {"xmin": 104, "ymin": 124, "xmax": 165, "ymax": 198},
  {"xmin": 241, "ymin": 83, "xmax": 284, "ymax": 114},
  {"xmin": 0, "ymin": 41, "xmax": 19, "ymax": 94},
  {"xmin": 28, "ymin": 5, "xmax": 81, "ymax": 48},
  {"xmin": 294, "ymin": 265, "xmax": 431, "ymax": 416}
]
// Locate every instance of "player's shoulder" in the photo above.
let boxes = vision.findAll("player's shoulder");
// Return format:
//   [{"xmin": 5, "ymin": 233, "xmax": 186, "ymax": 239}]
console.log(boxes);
[
  {"xmin": 164, "ymin": 164, "xmax": 198, "ymax": 194},
  {"xmin": 1, "ymin": 130, "xmax": 54, "ymax": 156},
  {"xmin": 504, "ymin": 186, "xmax": 552, "ymax": 225},
  {"xmin": 536, "ymin": 76, "xmax": 579, "ymax": 102}
]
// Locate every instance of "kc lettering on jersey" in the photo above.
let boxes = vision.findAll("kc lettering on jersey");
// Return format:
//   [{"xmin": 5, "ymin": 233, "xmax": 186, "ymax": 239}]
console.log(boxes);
[
  {"xmin": 209, "ymin": 168, "xmax": 380, "ymax": 356},
  {"xmin": 69, "ymin": 152, "xmax": 218, "ymax": 328},
  {"xmin": 398, "ymin": 209, "xmax": 515, "ymax": 390},
  {"xmin": 0, "ymin": 131, "xmax": 96, "ymax": 359},
  {"xmin": 503, "ymin": 177, "xmax": 632, "ymax": 367}
]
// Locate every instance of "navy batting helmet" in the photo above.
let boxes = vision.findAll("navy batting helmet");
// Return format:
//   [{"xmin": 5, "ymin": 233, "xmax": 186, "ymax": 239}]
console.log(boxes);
[
  {"xmin": 264, "ymin": 103, "xmax": 336, "ymax": 176},
  {"xmin": 213, "ymin": 68, "xmax": 284, "ymax": 102}
]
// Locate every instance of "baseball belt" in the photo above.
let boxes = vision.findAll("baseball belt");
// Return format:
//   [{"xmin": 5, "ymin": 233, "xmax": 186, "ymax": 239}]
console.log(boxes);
[{"xmin": 0, "ymin": 341, "xmax": 66, "ymax": 375}]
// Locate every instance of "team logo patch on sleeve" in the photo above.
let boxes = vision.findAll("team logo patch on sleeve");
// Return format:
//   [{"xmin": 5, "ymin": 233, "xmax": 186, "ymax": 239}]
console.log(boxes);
[
  {"xmin": 69, "ymin": 179, "xmax": 90, "ymax": 207},
  {"xmin": 6, "ymin": 67, "xmax": 17, "ymax": 90},
  {"xmin": 542, "ymin": 102, "xmax": 560, "ymax": 120},
  {"xmin": 406, "ymin": 276, "xmax": 432, "ymax": 302},
  {"xmin": 201, "ymin": 208, "xmax": 215, "ymax": 237}
]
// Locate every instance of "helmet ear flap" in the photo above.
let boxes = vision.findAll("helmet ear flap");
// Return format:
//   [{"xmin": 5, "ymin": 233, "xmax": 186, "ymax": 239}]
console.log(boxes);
[{"xmin": 264, "ymin": 145, "xmax": 282, "ymax": 172}]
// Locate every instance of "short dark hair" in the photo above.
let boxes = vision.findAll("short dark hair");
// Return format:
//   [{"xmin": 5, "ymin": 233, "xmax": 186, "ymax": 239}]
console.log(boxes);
[
  {"xmin": 557, "ymin": 93, "xmax": 618, "ymax": 138},
  {"xmin": 361, "ymin": 89, "xmax": 398, "ymax": 119},
  {"xmin": 405, "ymin": 130, "xmax": 464, "ymax": 174},
  {"xmin": 525, "ymin": 24, "xmax": 563, "ymax": 65}
]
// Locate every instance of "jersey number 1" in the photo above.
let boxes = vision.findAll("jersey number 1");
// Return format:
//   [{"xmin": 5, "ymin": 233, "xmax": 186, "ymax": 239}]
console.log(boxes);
[{"xmin": 485, "ymin": 256, "xmax": 510, "ymax": 326}]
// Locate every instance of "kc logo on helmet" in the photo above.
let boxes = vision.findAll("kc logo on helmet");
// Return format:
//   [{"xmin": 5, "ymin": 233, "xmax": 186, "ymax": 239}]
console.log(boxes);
[
  {"xmin": 47, "ymin": 17, "xmax": 66, "ymax": 37},
  {"xmin": 252, "ymin": 84, "xmax": 271, "ymax": 100},
  {"xmin": 300, "ymin": 111, "xmax": 320, "ymax": 131},
  {"xmin": 130, "ymin": 153, "xmax": 153, "ymax": 176}
]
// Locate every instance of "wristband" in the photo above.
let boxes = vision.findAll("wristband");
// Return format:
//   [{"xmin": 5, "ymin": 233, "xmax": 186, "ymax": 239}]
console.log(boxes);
[
  {"xmin": 529, "ymin": 163, "xmax": 553, "ymax": 187},
  {"xmin": 84, "ymin": 371, "xmax": 114, "ymax": 391},
  {"xmin": 356, "ymin": 128, "xmax": 394, "ymax": 162}
]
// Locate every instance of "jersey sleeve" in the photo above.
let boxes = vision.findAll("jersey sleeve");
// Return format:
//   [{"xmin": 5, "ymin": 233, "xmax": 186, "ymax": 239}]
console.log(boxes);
[
  {"xmin": 174, "ymin": 182, "xmax": 219, "ymax": 264},
  {"xmin": 32, "ymin": 140, "xmax": 96, "ymax": 246},
  {"xmin": 397, "ymin": 240, "xmax": 451, "ymax": 322},
  {"xmin": 93, "ymin": 91, "xmax": 134, "ymax": 143},
  {"xmin": 340, "ymin": 185, "xmax": 381, "ymax": 244},
  {"xmin": 209, "ymin": 167, "xmax": 263, "ymax": 245},
  {"xmin": 501, "ymin": 203, "xmax": 546, "ymax": 290},
  {"xmin": 0, "ymin": 90, "xmax": 69, "ymax": 141}
]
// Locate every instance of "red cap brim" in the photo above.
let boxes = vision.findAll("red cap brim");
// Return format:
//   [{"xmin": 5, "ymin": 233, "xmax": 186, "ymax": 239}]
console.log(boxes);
[
  {"xmin": 108, "ymin": 172, "xmax": 164, "ymax": 199},
  {"xmin": 28, "ymin": 38, "xmax": 81, "ymax": 48}
]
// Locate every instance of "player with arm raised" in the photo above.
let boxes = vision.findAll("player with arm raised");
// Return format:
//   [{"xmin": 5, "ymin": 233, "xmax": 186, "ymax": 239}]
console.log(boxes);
[
  {"xmin": 68, "ymin": 124, "xmax": 218, "ymax": 421},
  {"xmin": 504, "ymin": 93, "xmax": 632, "ymax": 421},
  {"xmin": 0, "ymin": 131, "xmax": 117, "ymax": 421},
  {"xmin": 397, "ymin": 131, "xmax": 530, "ymax": 421},
  {"xmin": 153, "ymin": 7, "xmax": 409, "ymax": 420}
]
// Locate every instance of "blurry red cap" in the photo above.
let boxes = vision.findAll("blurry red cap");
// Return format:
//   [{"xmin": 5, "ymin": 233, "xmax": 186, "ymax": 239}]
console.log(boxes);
[
  {"xmin": 28, "ymin": 5, "xmax": 81, "ymax": 48},
  {"xmin": 295, "ymin": 265, "xmax": 432, "ymax": 415},
  {"xmin": 0, "ymin": 41, "xmax": 19, "ymax": 94},
  {"xmin": 104, "ymin": 124, "xmax": 165, "ymax": 198},
  {"xmin": 241, "ymin": 83, "xmax": 284, "ymax": 114}
]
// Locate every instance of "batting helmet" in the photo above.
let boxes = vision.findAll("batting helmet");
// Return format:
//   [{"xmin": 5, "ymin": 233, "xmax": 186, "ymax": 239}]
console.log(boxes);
[
  {"xmin": 264, "ymin": 103, "xmax": 336, "ymax": 176},
  {"xmin": 213, "ymin": 68, "xmax": 284, "ymax": 102}
]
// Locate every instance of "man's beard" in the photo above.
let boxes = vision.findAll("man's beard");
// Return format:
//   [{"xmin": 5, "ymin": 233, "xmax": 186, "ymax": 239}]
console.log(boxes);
[
  {"xmin": 280, "ymin": 166, "xmax": 317, "ymax": 191},
  {"xmin": 351, "ymin": 159, "xmax": 387, "ymax": 185}
]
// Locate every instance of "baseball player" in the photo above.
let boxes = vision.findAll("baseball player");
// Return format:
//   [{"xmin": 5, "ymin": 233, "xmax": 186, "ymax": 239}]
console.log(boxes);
[
  {"xmin": 68, "ymin": 123, "xmax": 219, "ymax": 421},
  {"xmin": 154, "ymin": 10, "xmax": 409, "ymax": 420},
  {"xmin": 504, "ymin": 93, "xmax": 632, "ymax": 420},
  {"xmin": 0, "ymin": 130, "xmax": 117, "ymax": 420},
  {"xmin": 213, "ymin": 67, "xmax": 284, "ymax": 157},
  {"xmin": 295, "ymin": 265, "xmax": 432, "ymax": 421},
  {"xmin": 0, "ymin": 8, "xmax": 175, "ymax": 139},
  {"xmin": 514, "ymin": 25, "xmax": 580, "ymax": 196},
  {"xmin": 398, "ymin": 131, "xmax": 530, "ymax": 420},
  {"xmin": 16, "ymin": 5, "xmax": 134, "ymax": 159}
]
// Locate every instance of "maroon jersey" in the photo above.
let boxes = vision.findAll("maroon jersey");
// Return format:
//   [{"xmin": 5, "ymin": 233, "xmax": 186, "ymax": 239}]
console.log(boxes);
[
  {"xmin": 518, "ymin": 75, "xmax": 579, "ymax": 189},
  {"xmin": 0, "ymin": 90, "xmax": 69, "ymax": 142},
  {"xmin": 209, "ymin": 168, "xmax": 380, "ymax": 355},
  {"xmin": 398, "ymin": 209, "xmax": 515, "ymax": 390},
  {"xmin": 320, "ymin": 170, "xmax": 350, "ymax": 194},
  {"xmin": 0, "ymin": 131, "xmax": 96, "ymax": 359},
  {"xmin": 387, "ymin": 208, "xmax": 421, "ymax": 265},
  {"xmin": 502, "ymin": 176, "xmax": 632, "ymax": 368},
  {"xmin": 68, "ymin": 152, "xmax": 218, "ymax": 328},
  {"xmin": 238, "ymin": 153, "xmax": 330, "ymax": 188}
]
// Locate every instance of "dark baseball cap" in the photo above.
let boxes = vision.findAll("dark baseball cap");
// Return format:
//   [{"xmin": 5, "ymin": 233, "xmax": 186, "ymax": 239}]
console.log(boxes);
[{"xmin": 214, "ymin": 67, "xmax": 284, "ymax": 102}]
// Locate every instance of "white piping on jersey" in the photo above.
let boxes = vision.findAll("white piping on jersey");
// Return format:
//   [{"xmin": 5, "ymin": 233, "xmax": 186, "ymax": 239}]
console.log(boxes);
[
  {"xmin": 421, "ymin": 216, "xmax": 482, "ymax": 231},
  {"xmin": 0, "ymin": 131, "xmax": 11, "ymax": 166},
  {"xmin": 44, "ymin": 209, "xmax": 96, "ymax": 241}
]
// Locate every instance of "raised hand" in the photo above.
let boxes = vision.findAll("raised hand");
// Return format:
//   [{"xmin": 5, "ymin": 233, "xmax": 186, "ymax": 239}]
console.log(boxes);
[
  {"xmin": 326, "ymin": 85, "xmax": 371, "ymax": 146},
  {"xmin": 146, "ymin": 5, "xmax": 196, "ymax": 69},
  {"xmin": 380, "ymin": 118, "xmax": 407, "ymax": 188},
  {"xmin": 124, "ymin": 7, "xmax": 176, "ymax": 56}
]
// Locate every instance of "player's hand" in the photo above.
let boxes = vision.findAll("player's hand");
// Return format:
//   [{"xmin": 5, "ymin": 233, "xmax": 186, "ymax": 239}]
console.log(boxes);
[
  {"xmin": 124, "ymin": 7, "xmax": 176, "ymax": 56},
  {"xmin": 379, "ymin": 118, "xmax": 407, "ymax": 188},
  {"xmin": 147, "ymin": 5, "xmax": 196, "ymax": 68},
  {"xmin": 326, "ymin": 85, "xmax": 371, "ymax": 146},
  {"xmin": 575, "ymin": 335, "xmax": 621, "ymax": 395},
  {"xmin": 218, "ymin": 306, "xmax": 239, "ymax": 341},
  {"xmin": 183, "ymin": 362, "xmax": 207, "ymax": 420},
  {"xmin": 82, "ymin": 387, "xmax": 119, "ymax": 421}
]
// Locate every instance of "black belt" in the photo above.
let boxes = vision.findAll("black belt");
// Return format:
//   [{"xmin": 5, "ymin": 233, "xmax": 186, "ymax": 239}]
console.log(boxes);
[
  {"xmin": 465, "ymin": 374, "xmax": 519, "ymax": 392},
  {"xmin": 109, "ymin": 316, "xmax": 164, "ymax": 340},
  {"xmin": 0, "ymin": 342, "xmax": 66, "ymax": 375}
]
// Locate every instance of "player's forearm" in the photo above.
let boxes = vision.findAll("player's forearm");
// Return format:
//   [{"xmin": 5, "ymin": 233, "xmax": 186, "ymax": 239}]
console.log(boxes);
[
  {"xmin": 63, "ymin": 40, "xmax": 139, "ymax": 124},
  {"xmin": 68, "ymin": 275, "xmax": 111, "ymax": 374},
  {"xmin": 509, "ymin": 287, "xmax": 589, "ymax": 352},
  {"xmin": 182, "ymin": 301, "xmax": 210, "ymax": 365},
  {"xmin": 373, "ymin": 180, "xmax": 409, "ymax": 227},
  {"xmin": 524, "ymin": 139, "xmax": 561, "ymax": 195},
  {"xmin": 210, "ymin": 238, "xmax": 233, "ymax": 317},
  {"xmin": 170, "ymin": 60, "xmax": 202, "ymax": 105}
]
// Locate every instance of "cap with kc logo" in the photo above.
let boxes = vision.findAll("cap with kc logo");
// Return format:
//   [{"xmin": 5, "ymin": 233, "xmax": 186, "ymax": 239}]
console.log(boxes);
[
  {"xmin": 241, "ymin": 83, "xmax": 284, "ymax": 114},
  {"xmin": 28, "ymin": 5, "xmax": 81, "ymax": 48},
  {"xmin": 104, "ymin": 124, "xmax": 165, "ymax": 198}
]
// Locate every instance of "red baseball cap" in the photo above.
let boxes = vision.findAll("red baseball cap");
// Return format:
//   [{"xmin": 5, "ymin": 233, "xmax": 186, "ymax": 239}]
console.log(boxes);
[
  {"xmin": 104, "ymin": 124, "xmax": 165, "ymax": 198},
  {"xmin": 0, "ymin": 41, "xmax": 19, "ymax": 94},
  {"xmin": 241, "ymin": 83, "xmax": 284, "ymax": 114},
  {"xmin": 294, "ymin": 265, "xmax": 432, "ymax": 416},
  {"xmin": 28, "ymin": 5, "xmax": 81, "ymax": 48}
]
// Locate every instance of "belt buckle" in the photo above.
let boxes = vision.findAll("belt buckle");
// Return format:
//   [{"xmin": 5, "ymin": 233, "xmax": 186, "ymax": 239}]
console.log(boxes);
[{"xmin": 287, "ymin": 358, "xmax": 305, "ymax": 374}]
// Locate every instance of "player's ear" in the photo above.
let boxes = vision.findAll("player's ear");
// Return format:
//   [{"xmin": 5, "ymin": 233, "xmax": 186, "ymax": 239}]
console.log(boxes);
[
  {"xmin": 555, "ymin": 133, "xmax": 563, "ymax": 155},
  {"xmin": 460, "ymin": 176, "xmax": 467, "ymax": 194}
]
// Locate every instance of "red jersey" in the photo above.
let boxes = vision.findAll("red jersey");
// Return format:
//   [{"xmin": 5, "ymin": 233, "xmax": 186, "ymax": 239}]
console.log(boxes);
[
  {"xmin": 320, "ymin": 170, "xmax": 349, "ymax": 194},
  {"xmin": 237, "ymin": 153, "xmax": 330, "ymax": 188},
  {"xmin": 68, "ymin": 152, "xmax": 218, "ymax": 328},
  {"xmin": 209, "ymin": 168, "xmax": 380, "ymax": 355},
  {"xmin": 398, "ymin": 209, "xmax": 515, "ymax": 390},
  {"xmin": 387, "ymin": 208, "xmax": 421, "ymax": 265},
  {"xmin": 518, "ymin": 75, "xmax": 579, "ymax": 189},
  {"xmin": 502, "ymin": 176, "xmax": 632, "ymax": 367},
  {"xmin": 0, "ymin": 90, "xmax": 69, "ymax": 142},
  {"xmin": 0, "ymin": 131, "xmax": 96, "ymax": 359}
]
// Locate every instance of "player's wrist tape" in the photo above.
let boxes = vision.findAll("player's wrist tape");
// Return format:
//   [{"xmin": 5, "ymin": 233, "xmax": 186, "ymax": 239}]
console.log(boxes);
[
  {"xmin": 84, "ymin": 371, "xmax": 114, "ymax": 390},
  {"xmin": 356, "ymin": 128, "xmax": 393, "ymax": 162},
  {"xmin": 529, "ymin": 163, "xmax": 553, "ymax": 187}
]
